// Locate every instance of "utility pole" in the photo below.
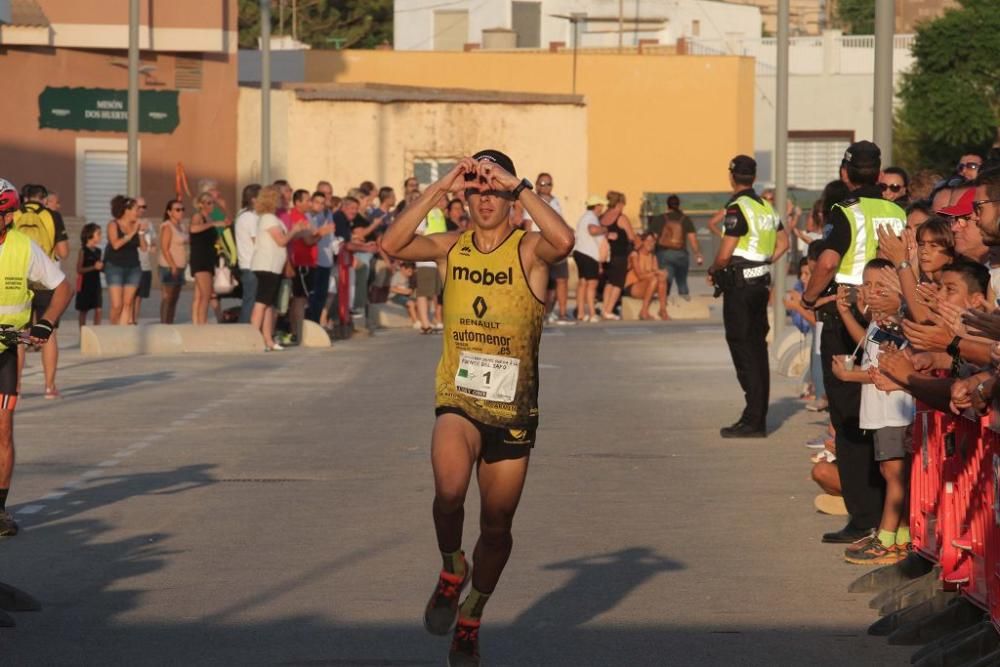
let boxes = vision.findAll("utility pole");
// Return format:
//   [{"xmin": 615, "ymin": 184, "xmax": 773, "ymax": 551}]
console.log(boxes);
[
  {"xmin": 873, "ymin": 0, "xmax": 894, "ymax": 163},
  {"xmin": 127, "ymin": 0, "xmax": 140, "ymax": 197},
  {"xmin": 772, "ymin": 0, "xmax": 789, "ymax": 348},
  {"xmin": 292, "ymin": 0, "xmax": 297, "ymax": 42},
  {"xmin": 261, "ymin": 0, "xmax": 272, "ymax": 184},
  {"xmin": 618, "ymin": 0, "xmax": 624, "ymax": 52}
]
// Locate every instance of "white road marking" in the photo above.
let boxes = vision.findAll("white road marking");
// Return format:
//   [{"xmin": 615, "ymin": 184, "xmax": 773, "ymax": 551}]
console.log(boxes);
[{"xmin": 16, "ymin": 505, "xmax": 44, "ymax": 515}]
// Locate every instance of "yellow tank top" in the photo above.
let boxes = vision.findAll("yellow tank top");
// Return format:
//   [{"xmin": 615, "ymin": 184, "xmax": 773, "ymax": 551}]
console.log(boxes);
[{"xmin": 435, "ymin": 228, "xmax": 545, "ymax": 429}]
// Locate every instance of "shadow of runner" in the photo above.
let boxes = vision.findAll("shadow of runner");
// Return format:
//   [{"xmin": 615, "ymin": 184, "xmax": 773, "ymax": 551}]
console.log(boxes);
[
  {"xmin": 8, "ymin": 464, "xmax": 217, "ymax": 529},
  {"xmin": 16, "ymin": 371, "xmax": 176, "ymax": 410},
  {"xmin": 514, "ymin": 547, "xmax": 685, "ymax": 629}
]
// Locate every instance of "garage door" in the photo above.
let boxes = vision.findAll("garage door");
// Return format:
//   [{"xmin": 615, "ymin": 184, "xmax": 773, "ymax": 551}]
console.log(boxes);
[{"xmin": 82, "ymin": 150, "xmax": 127, "ymax": 224}]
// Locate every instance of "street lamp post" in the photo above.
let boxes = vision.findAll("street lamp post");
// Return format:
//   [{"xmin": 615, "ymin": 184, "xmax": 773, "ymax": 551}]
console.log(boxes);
[
  {"xmin": 261, "ymin": 0, "xmax": 272, "ymax": 184},
  {"xmin": 873, "ymin": 0, "xmax": 894, "ymax": 163},
  {"xmin": 127, "ymin": 0, "xmax": 140, "ymax": 197},
  {"xmin": 772, "ymin": 0, "xmax": 789, "ymax": 349}
]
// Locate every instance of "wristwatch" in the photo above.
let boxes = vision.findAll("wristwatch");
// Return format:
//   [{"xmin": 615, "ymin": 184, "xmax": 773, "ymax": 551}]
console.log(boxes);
[
  {"xmin": 897, "ymin": 260, "xmax": 911, "ymax": 271},
  {"xmin": 976, "ymin": 381, "xmax": 990, "ymax": 404},
  {"xmin": 511, "ymin": 178, "xmax": 533, "ymax": 200},
  {"xmin": 947, "ymin": 336, "xmax": 962, "ymax": 357},
  {"xmin": 801, "ymin": 295, "xmax": 817, "ymax": 310}
]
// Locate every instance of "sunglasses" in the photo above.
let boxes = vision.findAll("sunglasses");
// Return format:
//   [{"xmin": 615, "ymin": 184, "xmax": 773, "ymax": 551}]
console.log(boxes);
[
  {"xmin": 879, "ymin": 183, "xmax": 904, "ymax": 193},
  {"xmin": 171, "ymin": 206, "xmax": 185, "ymax": 212},
  {"xmin": 465, "ymin": 188, "xmax": 516, "ymax": 202},
  {"xmin": 537, "ymin": 181, "xmax": 552, "ymax": 187},
  {"xmin": 958, "ymin": 162, "xmax": 982, "ymax": 171},
  {"xmin": 973, "ymin": 199, "xmax": 1000, "ymax": 217}
]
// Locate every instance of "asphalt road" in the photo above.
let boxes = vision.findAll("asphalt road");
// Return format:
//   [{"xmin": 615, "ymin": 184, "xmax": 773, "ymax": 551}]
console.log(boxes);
[{"xmin": 0, "ymin": 319, "xmax": 911, "ymax": 666}]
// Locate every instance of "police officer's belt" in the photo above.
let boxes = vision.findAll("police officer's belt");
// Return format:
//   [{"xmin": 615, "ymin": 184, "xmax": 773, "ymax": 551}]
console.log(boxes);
[{"xmin": 741, "ymin": 265, "xmax": 770, "ymax": 279}]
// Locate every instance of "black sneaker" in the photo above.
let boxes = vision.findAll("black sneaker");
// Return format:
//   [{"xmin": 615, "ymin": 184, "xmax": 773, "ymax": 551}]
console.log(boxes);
[
  {"xmin": 448, "ymin": 617, "xmax": 481, "ymax": 667},
  {"xmin": 0, "ymin": 511, "xmax": 19, "ymax": 537},
  {"xmin": 424, "ymin": 557, "xmax": 470, "ymax": 636},
  {"xmin": 720, "ymin": 423, "xmax": 766, "ymax": 438}
]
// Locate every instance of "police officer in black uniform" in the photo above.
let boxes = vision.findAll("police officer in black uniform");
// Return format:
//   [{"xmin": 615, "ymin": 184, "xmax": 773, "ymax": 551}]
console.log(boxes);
[
  {"xmin": 801, "ymin": 141, "xmax": 904, "ymax": 544},
  {"xmin": 709, "ymin": 156, "xmax": 789, "ymax": 438}
]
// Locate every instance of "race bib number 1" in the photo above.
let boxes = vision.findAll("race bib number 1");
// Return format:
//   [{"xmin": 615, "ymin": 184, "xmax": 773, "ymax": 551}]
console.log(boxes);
[{"xmin": 455, "ymin": 351, "xmax": 520, "ymax": 403}]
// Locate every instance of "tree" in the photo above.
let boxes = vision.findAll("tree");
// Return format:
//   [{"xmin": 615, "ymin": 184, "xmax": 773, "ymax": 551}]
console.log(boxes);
[
  {"xmin": 238, "ymin": 0, "xmax": 392, "ymax": 50},
  {"xmin": 895, "ymin": 0, "xmax": 1000, "ymax": 172},
  {"xmin": 835, "ymin": 0, "xmax": 875, "ymax": 35}
]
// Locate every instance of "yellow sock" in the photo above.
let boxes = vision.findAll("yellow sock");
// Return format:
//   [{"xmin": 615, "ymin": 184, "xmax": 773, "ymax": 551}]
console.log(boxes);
[
  {"xmin": 895, "ymin": 526, "xmax": 910, "ymax": 546},
  {"xmin": 459, "ymin": 587, "xmax": 490, "ymax": 620},
  {"xmin": 442, "ymin": 550, "xmax": 466, "ymax": 577}
]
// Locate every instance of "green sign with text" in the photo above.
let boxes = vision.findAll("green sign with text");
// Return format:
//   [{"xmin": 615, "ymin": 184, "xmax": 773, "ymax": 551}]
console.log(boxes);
[{"xmin": 39, "ymin": 87, "xmax": 179, "ymax": 134}]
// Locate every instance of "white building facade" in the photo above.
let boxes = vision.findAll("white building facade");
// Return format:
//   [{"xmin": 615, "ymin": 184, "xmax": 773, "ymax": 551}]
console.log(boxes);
[
  {"xmin": 690, "ymin": 30, "xmax": 917, "ymax": 189},
  {"xmin": 394, "ymin": 0, "xmax": 762, "ymax": 52}
]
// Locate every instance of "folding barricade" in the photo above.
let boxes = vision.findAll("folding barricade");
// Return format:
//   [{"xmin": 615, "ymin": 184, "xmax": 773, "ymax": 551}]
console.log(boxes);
[{"xmin": 911, "ymin": 404, "xmax": 948, "ymax": 564}]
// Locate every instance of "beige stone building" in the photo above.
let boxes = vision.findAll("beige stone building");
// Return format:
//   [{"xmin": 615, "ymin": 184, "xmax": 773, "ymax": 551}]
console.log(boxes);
[{"xmin": 238, "ymin": 84, "xmax": 588, "ymax": 219}]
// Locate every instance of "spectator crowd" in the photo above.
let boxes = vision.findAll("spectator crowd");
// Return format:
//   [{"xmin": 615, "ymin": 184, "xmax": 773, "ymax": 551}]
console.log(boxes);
[{"xmin": 778, "ymin": 147, "xmax": 1000, "ymax": 566}]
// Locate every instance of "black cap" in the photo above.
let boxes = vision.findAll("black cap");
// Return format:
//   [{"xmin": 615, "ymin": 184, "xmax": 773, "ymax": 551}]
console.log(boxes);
[
  {"xmin": 472, "ymin": 149, "xmax": 517, "ymax": 178},
  {"xmin": 729, "ymin": 155, "xmax": 756, "ymax": 177},
  {"xmin": 843, "ymin": 140, "xmax": 881, "ymax": 169}
]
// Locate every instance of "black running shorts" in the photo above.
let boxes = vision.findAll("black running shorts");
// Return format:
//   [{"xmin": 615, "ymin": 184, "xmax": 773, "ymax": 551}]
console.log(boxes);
[
  {"xmin": 0, "ymin": 348, "xmax": 18, "ymax": 410},
  {"xmin": 435, "ymin": 407, "xmax": 535, "ymax": 464}
]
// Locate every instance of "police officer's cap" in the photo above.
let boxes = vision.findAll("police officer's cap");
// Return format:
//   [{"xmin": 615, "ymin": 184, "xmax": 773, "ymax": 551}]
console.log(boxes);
[
  {"xmin": 842, "ymin": 141, "xmax": 881, "ymax": 169},
  {"xmin": 729, "ymin": 155, "xmax": 756, "ymax": 178}
]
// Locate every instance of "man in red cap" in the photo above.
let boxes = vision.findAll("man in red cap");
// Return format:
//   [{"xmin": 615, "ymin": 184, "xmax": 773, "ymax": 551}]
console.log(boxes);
[
  {"xmin": 0, "ymin": 178, "xmax": 72, "ymax": 537},
  {"xmin": 939, "ymin": 188, "xmax": 988, "ymax": 264}
]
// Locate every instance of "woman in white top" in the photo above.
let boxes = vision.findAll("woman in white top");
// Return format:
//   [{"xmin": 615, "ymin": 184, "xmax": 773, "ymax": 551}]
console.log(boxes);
[{"xmin": 249, "ymin": 185, "xmax": 308, "ymax": 351}]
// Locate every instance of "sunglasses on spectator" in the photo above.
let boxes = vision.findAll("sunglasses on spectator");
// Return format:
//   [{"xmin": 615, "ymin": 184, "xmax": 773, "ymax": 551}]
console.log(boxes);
[
  {"xmin": 538, "ymin": 181, "xmax": 552, "ymax": 187},
  {"xmin": 879, "ymin": 183, "xmax": 904, "ymax": 193},
  {"xmin": 973, "ymin": 199, "xmax": 1000, "ymax": 217},
  {"xmin": 959, "ymin": 162, "xmax": 982, "ymax": 171},
  {"xmin": 171, "ymin": 206, "xmax": 185, "ymax": 212}
]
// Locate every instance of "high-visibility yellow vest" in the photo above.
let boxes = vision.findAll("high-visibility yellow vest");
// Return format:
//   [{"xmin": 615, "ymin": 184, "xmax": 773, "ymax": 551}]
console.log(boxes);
[
  {"xmin": 832, "ymin": 197, "xmax": 906, "ymax": 285},
  {"xmin": 0, "ymin": 230, "xmax": 34, "ymax": 351},
  {"xmin": 731, "ymin": 195, "xmax": 778, "ymax": 262}
]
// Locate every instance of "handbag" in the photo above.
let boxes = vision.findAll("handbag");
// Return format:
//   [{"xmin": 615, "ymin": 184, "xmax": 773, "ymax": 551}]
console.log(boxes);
[{"xmin": 213, "ymin": 256, "xmax": 238, "ymax": 295}]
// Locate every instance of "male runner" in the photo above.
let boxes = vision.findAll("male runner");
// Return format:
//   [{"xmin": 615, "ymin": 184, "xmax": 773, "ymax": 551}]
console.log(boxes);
[
  {"xmin": 381, "ymin": 151, "xmax": 574, "ymax": 667},
  {"xmin": 0, "ymin": 179, "xmax": 72, "ymax": 535}
]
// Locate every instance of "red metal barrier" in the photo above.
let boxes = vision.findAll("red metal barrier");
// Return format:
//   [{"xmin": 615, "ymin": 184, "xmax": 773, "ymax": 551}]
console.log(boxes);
[
  {"xmin": 910, "ymin": 404, "xmax": 947, "ymax": 563},
  {"xmin": 909, "ymin": 405, "xmax": 1000, "ymax": 631}
]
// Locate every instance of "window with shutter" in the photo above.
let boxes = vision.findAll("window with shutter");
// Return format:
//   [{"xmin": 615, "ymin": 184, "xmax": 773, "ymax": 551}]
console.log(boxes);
[{"xmin": 175, "ymin": 56, "xmax": 203, "ymax": 90}]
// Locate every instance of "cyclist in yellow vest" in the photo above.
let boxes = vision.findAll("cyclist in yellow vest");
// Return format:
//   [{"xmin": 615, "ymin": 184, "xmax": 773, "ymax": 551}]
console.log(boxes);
[
  {"xmin": 0, "ymin": 178, "xmax": 72, "ymax": 537},
  {"xmin": 709, "ymin": 155, "xmax": 789, "ymax": 439},
  {"xmin": 802, "ymin": 140, "xmax": 906, "ymax": 545},
  {"xmin": 381, "ymin": 150, "xmax": 574, "ymax": 667}
]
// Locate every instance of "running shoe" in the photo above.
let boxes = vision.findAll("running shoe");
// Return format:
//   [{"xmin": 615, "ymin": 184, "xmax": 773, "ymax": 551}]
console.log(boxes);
[
  {"xmin": 546, "ymin": 311, "xmax": 558, "ymax": 324},
  {"xmin": 266, "ymin": 343, "xmax": 285, "ymax": 352},
  {"xmin": 845, "ymin": 536, "xmax": 904, "ymax": 565},
  {"xmin": 448, "ymin": 617, "xmax": 481, "ymax": 667},
  {"xmin": 556, "ymin": 316, "xmax": 576, "ymax": 326},
  {"xmin": 0, "ymin": 511, "xmax": 19, "ymax": 537},
  {"xmin": 433, "ymin": 322, "xmax": 444, "ymax": 331},
  {"xmin": 805, "ymin": 398, "xmax": 829, "ymax": 412},
  {"xmin": 804, "ymin": 436, "xmax": 828, "ymax": 449},
  {"xmin": 843, "ymin": 530, "xmax": 879, "ymax": 555},
  {"xmin": 44, "ymin": 386, "xmax": 60, "ymax": 400},
  {"xmin": 424, "ymin": 559, "xmax": 470, "ymax": 636}
]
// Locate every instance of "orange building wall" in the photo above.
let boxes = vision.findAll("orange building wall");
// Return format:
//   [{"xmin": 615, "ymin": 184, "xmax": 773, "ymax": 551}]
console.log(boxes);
[
  {"xmin": 304, "ymin": 50, "xmax": 756, "ymax": 218},
  {"xmin": 0, "ymin": 47, "xmax": 238, "ymax": 220}
]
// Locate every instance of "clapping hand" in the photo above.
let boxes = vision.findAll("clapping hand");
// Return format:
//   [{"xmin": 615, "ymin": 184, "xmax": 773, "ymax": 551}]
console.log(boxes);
[
  {"xmin": 869, "ymin": 366, "xmax": 902, "ymax": 393},
  {"xmin": 877, "ymin": 226, "xmax": 907, "ymax": 265},
  {"xmin": 902, "ymin": 319, "xmax": 953, "ymax": 352},
  {"xmin": 962, "ymin": 310, "xmax": 1000, "ymax": 341},
  {"xmin": 878, "ymin": 345, "xmax": 915, "ymax": 385}
]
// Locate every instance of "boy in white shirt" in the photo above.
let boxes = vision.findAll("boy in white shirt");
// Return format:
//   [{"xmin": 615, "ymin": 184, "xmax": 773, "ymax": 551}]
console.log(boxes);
[{"xmin": 831, "ymin": 257, "xmax": 914, "ymax": 565}]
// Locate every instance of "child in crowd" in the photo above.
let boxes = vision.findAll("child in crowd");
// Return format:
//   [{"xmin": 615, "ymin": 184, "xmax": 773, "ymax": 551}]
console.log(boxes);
[
  {"xmin": 75, "ymin": 223, "xmax": 104, "ymax": 326},
  {"xmin": 389, "ymin": 261, "xmax": 420, "ymax": 329},
  {"xmin": 831, "ymin": 257, "xmax": 913, "ymax": 565}
]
